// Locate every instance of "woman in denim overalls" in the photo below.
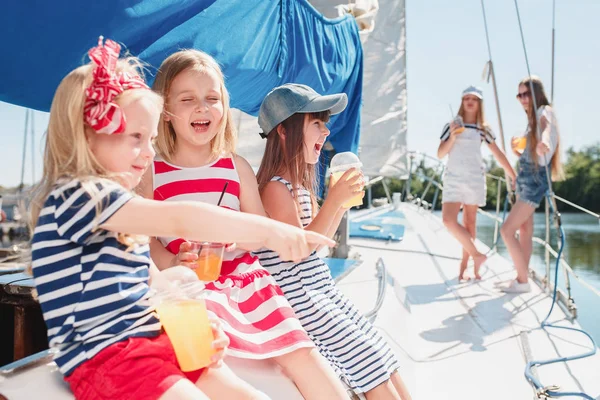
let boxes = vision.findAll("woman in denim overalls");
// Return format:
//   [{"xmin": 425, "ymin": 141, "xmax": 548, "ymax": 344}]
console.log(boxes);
[{"xmin": 499, "ymin": 76, "xmax": 564, "ymax": 293}]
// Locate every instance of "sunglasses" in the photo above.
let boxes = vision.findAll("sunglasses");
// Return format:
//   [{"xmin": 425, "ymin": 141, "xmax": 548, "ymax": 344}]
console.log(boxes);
[{"xmin": 516, "ymin": 91, "xmax": 531, "ymax": 100}]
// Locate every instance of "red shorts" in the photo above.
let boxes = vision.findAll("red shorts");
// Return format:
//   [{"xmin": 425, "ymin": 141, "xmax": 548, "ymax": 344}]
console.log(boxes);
[{"xmin": 64, "ymin": 333, "xmax": 205, "ymax": 400}]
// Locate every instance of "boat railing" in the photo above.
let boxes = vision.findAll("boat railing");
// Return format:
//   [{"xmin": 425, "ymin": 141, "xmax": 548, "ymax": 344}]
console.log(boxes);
[
  {"xmin": 363, "ymin": 258, "xmax": 388, "ymax": 323},
  {"xmin": 400, "ymin": 150, "xmax": 600, "ymax": 319}
]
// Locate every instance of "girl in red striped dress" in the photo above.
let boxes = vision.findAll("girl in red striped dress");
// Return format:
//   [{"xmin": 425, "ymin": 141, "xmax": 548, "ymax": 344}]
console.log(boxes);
[{"xmin": 140, "ymin": 50, "xmax": 348, "ymax": 399}]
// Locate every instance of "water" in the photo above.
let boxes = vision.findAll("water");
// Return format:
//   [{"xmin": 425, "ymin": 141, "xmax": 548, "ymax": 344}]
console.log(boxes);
[{"xmin": 440, "ymin": 211, "xmax": 600, "ymax": 347}]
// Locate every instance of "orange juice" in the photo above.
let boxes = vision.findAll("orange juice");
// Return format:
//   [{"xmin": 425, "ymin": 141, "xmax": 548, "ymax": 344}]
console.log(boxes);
[
  {"xmin": 196, "ymin": 251, "xmax": 223, "ymax": 281},
  {"xmin": 513, "ymin": 137, "xmax": 527, "ymax": 154},
  {"xmin": 452, "ymin": 116, "xmax": 465, "ymax": 134},
  {"xmin": 331, "ymin": 171, "xmax": 364, "ymax": 208},
  {"xmin": 157, "ymin": 299, "xmax": 214, "ymax": 371},
  {"xmin": 190, "ymin": 242, "xmax": 224, "ymax": 281}
]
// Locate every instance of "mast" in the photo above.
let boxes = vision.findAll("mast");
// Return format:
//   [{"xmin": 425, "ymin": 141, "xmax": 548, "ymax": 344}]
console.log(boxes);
[
  {"xmin": 550, "ymin": 0, "xmax": 556, "ymax": 102},
  {"xmin": 479, "ymin": 0, "xmax": 513, "ymax": 199},
  {"xmin": 19, "ymin": 109, "xmax": 29, "ymax": 193}
]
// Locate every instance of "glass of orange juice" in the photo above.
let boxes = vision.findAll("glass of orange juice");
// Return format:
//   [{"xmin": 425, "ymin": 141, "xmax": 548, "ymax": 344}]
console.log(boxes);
[
  {"xmin": 329, "ymin": 152, "xmax": 364, "ymax": 209},
  {"xmin": 155, "ymin": 291, "xmax": 215, "ymax": 371},
  {"xmin": 513, "ymin": 136, "xmax": 527, "ymax": 154},
  {"xmin": 190, "ymin": 242, "xmax": 224, "ymax": 281},
  {"xmin": 451, "ymin": 116, "xmax": 465, "ymax": 134}
]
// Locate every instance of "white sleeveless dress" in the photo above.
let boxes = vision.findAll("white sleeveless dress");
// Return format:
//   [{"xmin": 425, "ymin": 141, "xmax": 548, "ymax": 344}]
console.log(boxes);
[{"xmin": 439, "ymin": 123, "xmax": 495, "ymax": 206}]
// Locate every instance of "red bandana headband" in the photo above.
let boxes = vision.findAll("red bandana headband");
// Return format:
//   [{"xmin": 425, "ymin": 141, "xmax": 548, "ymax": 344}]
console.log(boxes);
[{"xmin": 84, "ymin": 36, "xmax": 149, "ymax": 134}]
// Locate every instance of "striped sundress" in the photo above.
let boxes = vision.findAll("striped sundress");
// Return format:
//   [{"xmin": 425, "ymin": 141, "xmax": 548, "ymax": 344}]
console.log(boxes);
[
  {"xmin": 152, "ymin": 156, "xmax": 313, "ymax": 359},
  {"xmin": 254, "ymin": 176, "xmax": 400, "ymax": 394}
]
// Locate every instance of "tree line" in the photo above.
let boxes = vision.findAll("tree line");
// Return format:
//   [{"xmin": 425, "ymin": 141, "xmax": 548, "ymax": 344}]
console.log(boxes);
[{"xmin": 367, "ymin": 143, "xmax": 600, "ymax": 213}]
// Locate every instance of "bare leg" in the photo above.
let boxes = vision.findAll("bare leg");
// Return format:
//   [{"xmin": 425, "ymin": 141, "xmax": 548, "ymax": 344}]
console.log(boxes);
[
  {"xmin": 519, "ymin": 214, "xmax": 534, "ymax": 269},
  {"xmin": 459, "ymin": 247, "xmax": 470, "ymax": 281},
  {"xmin": 363, "ymin": 370, "xmax": 412, "ymax": 400},
  {"xmin": 364, "ymin": 380, "xmax": 401, "ymax": 400},
  {"xmin": 390, "ymin": 371, "xmax": 413, "ymax": 400},
  {"xmin": 274, "ymin": 348, "xmax": 347, "ymax": 400},
  {"xmin": 463, "ymin": 205, "xmax": 480, "ymax": 279},
  {"xmin": 195, "ymin": 364, "xmax": 270, "ymax": 400},
  {"xmin": 442, "ymin": 203, "xmax": 486, "ymax": 278},
  {"xmin": 159, "ymin": 378, "xmax": 210, "ymax": 400},
  {"xmin": 500, "ymin": 200, "xmax": 537, "ymax": 283}
]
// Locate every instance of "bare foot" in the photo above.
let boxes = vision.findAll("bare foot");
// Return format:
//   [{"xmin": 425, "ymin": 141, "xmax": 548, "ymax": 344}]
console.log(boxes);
[
  {"xmin": 458, "ymin": 259, "xmax": 470, "ymax": 281},
  {"xmin": 473, "ymin": 254, "xmax": 487, "ymax": 280}
]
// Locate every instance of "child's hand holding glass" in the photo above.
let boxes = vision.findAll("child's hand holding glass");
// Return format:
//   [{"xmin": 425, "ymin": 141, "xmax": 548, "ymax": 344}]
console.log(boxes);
[{"xmin": 328, "ymin": 167, "xmax": 365, "ymax": 209}]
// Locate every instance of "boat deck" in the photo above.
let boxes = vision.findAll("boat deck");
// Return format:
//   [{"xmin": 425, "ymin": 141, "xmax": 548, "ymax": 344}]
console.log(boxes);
[
  {"xmin": 1, "ymin": 202, "xmax": 599, "ymax": 399},
  {"xmin": 341, "ymin": 202, "xmax": 600, "ymax": 399}
]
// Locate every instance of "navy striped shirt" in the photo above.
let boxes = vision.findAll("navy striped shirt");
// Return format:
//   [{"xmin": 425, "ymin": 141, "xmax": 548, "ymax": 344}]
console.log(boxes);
[
  {"xmin": 31, "ymin": 178, "xmax": 160, "ymax": 376},
  {"xmin": 440, "ymin": 123, "xmax": 496, "ymax": 144}
]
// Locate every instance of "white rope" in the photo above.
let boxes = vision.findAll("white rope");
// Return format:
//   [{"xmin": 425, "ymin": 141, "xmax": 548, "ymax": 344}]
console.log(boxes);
[
  {"xmin": 479, "ymin": 0, "xmax": 513, "ymax": 198},
  {"xmin": 513, "ymin": 0, "xmax": 554, "ymax": 184}
]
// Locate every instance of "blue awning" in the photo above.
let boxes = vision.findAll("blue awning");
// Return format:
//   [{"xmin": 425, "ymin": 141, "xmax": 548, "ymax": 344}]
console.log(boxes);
[{"xmin": 0, "ymin": 0, "xmax": 363, "ymax": 154}]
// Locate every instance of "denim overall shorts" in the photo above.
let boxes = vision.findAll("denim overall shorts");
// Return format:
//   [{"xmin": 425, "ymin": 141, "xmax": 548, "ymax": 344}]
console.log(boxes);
[{"xmin": 516, "ymin": 143, "xmax": 550, "ymax": 208}]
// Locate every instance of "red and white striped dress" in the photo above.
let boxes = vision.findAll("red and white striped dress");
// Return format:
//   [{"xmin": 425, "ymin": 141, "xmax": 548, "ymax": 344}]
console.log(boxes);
[{"xmin": 153, "ymin": 155, "xmax": 313, "ymax": 359}]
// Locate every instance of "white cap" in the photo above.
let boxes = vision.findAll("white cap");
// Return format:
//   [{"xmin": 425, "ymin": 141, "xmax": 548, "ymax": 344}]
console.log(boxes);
[{"xmin": 462, "ymin": 86, "xmax": 483, "ymax": 99}]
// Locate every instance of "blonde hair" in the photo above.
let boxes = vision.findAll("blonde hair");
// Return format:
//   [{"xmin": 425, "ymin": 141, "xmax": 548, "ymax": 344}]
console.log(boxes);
[
  {"xmin": 519, "ymin": 76, "xmax": 564, "ymax": 181},
  {"xmin": 152, "ymin": 50, "xmax": 236, "ymax": 162},
  {"xmin": 30, "ymin": 57, "xmax": 163, "ymax": 246},
  {"xmin": 458, "ymin": 96, "xmax": 489, "ymax": 131}
]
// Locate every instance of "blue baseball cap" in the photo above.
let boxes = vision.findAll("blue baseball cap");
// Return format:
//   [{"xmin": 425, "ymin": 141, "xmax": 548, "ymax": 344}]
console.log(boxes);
[
  {"xmin": 462, "ymin": 85, "xmax": 483, "ymax": 99},
  {"xmin": 258, "ymin": 83, "xmax": 348, "ymax": 138}
]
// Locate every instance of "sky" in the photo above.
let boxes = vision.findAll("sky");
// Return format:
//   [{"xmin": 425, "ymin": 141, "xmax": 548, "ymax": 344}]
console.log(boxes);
[
  {"xmin": 405, "ymin": 0, "xmax": 600, "ymax": 163},
  {"xmin": 1, "ymin": 0, "xmax": 599, "ymax": 187}
]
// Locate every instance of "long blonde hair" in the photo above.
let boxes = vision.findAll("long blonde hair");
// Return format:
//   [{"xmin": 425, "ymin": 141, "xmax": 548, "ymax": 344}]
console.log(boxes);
[
  {"xmin": 30, "ymin": 58, "xmax": 163, "ymax": 237},
  {"xmin": 256, "ymin": 111, "xmax": 329, "ymax": 214},
  {"xmin": 152, "ymin": 50, "xmax": 236, "ymax": 162},
  {"xmin": 519, "ymin": 76, "xmax": 564, "ymax": 181}
]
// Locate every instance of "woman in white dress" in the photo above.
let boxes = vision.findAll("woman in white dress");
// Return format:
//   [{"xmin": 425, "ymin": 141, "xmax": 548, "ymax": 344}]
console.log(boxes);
[{"xmin": 437, "ymin": 86, "xmax": 516, "ymax": 280}]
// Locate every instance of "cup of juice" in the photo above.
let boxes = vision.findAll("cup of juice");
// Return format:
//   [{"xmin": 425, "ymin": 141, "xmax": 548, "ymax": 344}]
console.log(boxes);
[
  {"xmin": 329, "ymin": 152, "xmax": 364, "ymax": 209},
  {"xmin": 155, "ymin": 292, "xmax": 215, "ymax": 371},
  {"xmin": 513, "ymin": 136, "xmax": 527, "ymax": 154},
  {"xmin": 451, "ymin": 115, "xmax": 465, "ymax": 134},
  {"xmin": 190, "ymin": 242, "xmax": 224, "ymax": 281}
]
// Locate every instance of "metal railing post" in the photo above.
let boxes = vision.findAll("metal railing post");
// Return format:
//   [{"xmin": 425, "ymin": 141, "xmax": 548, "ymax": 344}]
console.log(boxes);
[
  {"xmin": 431, "ymin": 187, "xmax": 440, "ymax": 212},
  {"xmin": 492, "ymin": 179, "xmax": 501, "ymax": 250},
  {"xmin": 333, "ymin": 211, "xmax": 350, "ymax": 259},
  {"xmin": 545, "ymin": 198, "xmax": 551, "ymax": 290},
  {"xmin": 381, "ymin": 178, "xmax": 392, "ymax": 204},
  {"xmin": 404, "ymin": 154, "xmax": 413, "ymax": 202}
]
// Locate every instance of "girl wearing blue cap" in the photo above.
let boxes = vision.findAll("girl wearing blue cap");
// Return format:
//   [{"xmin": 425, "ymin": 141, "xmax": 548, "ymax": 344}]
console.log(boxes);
[
  {"xmin": 437, "ymin": 86, "xmax": 516, "ymax": 281},
  {"xmin": 256, "ymin": 83, "xmax": 413, "ymax": 399}
]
